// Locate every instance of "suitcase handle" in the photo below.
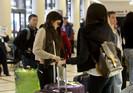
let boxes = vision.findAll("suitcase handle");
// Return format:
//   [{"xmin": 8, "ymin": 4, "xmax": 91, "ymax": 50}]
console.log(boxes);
[
  {"xmin": 56, "ymin": 63, "xmax": 67, "ymax": 92},
  {"xmin": 52, "ymin": 60, "xmax": 67, "ymax": 92}
]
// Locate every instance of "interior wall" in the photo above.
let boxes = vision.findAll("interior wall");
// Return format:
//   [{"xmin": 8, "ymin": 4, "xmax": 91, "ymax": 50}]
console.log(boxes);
[{"xmin": 102, "ymin": 1, "xmax": 133, "ymax": 17}]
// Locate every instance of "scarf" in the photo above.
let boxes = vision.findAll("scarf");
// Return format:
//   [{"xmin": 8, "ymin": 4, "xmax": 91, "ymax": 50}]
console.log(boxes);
[{"xmin": 43, "ymin": 23, "xmax": 61, "ymax": 67}]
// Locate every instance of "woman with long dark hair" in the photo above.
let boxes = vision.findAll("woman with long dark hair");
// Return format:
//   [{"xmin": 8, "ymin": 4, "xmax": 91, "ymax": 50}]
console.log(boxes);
[
  {"xmin": 58, "ymin": 3, "xmax": 116, "ymax": 93},
  {"xmin": 33, "ymin": 11, "xmax": 63, "ymax": 89}
]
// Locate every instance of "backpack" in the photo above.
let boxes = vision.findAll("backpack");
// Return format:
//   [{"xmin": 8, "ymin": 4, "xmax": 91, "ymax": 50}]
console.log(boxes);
[
  {"xmin": 92, "ymin": 41, "xmax": 123, "ymax": 78},
  {"xmin": 13, "ymin": 28, "xmax": 31, "ymax": 62}
]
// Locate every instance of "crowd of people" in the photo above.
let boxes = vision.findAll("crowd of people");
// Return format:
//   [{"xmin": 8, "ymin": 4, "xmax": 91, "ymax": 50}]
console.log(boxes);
[{"xmin": 1, "ymin": 2, "xmax": 133, "ymax": 93}]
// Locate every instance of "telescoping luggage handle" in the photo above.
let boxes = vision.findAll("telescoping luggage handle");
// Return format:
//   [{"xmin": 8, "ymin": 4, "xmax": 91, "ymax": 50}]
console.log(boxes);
[
  {"xmin": 53, "ymin": 41, "xmax": 67, "ymax": 92},
  {"xmin": 53, "ymin": 60, "xmax": 67, "ymax": 92}
]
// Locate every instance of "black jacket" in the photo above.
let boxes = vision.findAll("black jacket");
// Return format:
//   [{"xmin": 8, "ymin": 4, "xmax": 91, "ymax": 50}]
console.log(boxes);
[
  {"xmin": 121, "ymin": 21, "xmax": 133, "ymax": 48},
  {"xmin": 13, "ymin": 25, "xmax": 37, "ymax": 59},
  {"xmin": 0, "ymin": 36, "xmax": 9, "ymax": 55},
  {"xmin": 66, "ymin": 22, "xmax": 116, "ymax": 72}
]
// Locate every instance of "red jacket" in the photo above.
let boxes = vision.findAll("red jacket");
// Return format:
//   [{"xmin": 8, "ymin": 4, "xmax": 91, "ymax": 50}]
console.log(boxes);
[{"xmin": 61, "ymin": 31, "xmax": 72, "ymax": 59}]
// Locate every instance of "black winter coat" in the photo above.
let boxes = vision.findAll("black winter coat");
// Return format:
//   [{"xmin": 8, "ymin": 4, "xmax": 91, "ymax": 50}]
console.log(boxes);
[
  {"xmin": 66, "ymin": 22, "xmax": 116, "ymax": 72},
  {"xmin": 13, "ymin": 25, "xmax": 37, "ymax": 59}
]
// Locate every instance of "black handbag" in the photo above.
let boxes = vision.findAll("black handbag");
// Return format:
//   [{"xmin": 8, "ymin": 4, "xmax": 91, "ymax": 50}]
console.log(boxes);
[{"xmin": 92, "ymin": 41, "xmax": 123, "ymax": 78}]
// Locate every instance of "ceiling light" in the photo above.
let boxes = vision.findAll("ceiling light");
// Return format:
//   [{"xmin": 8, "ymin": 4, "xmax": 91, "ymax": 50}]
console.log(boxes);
[
  {"xmin": 91, "ymin": 0, "xmax": 101, "ymax": 3},
  {"xmin": 129, "ymin": 0, "xmax": 133, "ymax": 5}
]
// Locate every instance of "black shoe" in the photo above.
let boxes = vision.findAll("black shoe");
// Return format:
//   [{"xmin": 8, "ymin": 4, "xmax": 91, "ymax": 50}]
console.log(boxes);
[{"xmin": 5, "ymin": 74, "xmax": 11, "ymax": 76}]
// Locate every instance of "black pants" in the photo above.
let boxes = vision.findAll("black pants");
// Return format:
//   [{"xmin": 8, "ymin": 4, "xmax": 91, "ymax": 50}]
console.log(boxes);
[
  {"xmin": 88, "ymin": 75, "xmax": 114, "ymax": 93},
  {"xmin": 37, "ymin": 64, "xmax": 55, "ymax": 89},
  {"xmin": 70, "ymin": 40, "xmax": 74, "ymax": 53},
  {"xmin": 0, "ymin": 49, "xmax": 9, "ymax": 75}
]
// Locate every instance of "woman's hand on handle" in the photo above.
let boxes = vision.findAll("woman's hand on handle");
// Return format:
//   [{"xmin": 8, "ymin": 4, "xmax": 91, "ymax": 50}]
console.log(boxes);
[
  {"xmin": 58, "ymin": 60, "xmax": 66, "ymax": 67},
  {"xmin": 55, "ymin": 56, "xmax": 61, "ymax": 62}
]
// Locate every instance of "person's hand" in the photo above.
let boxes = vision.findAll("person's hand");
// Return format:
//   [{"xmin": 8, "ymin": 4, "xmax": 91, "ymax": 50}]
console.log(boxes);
[
  {"xmin": 4, "ymin": 32, "xmax": 8, "ymax": 36},
  {"xmin": 27, "ymin": 48, "xmax": 31, "ymax": 53},
  {"xmin": 55, "ymin": 56, "xmax": 61, "ymax": 62},
  {"xmin": 58, "ymin": 60, "xmax": 66, "ymax": 67}
]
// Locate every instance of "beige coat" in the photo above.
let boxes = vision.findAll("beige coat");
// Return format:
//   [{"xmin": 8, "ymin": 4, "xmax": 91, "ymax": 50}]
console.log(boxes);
[{"xmin": 33, "ymin": 27, "xmax": 56, "ymax": 61}]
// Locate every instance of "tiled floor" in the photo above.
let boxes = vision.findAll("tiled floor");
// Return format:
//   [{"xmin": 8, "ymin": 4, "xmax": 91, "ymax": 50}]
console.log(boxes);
[{"xmin": 0, "ymin": 70, "xmax": 15, "ymax": 93}]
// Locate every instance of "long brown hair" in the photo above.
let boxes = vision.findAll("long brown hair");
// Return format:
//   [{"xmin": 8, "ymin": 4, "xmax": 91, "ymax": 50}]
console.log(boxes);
[{"xmin": 85, "ymin": 3, "xmax": 107, "ymax": 26}]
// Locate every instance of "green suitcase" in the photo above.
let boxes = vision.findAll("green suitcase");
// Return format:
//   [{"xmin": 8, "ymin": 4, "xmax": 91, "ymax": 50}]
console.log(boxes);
[{"xmin": 15, "ymin": 68, "xmax": 40, "ymax": 93}]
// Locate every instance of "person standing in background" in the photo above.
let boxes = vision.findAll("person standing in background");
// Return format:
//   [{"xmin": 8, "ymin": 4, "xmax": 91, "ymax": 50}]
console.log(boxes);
[
  {"xmin": 108, "ymin": 11, "xmax": 123, "ymax": 93},
  {"xmin": 69, "ymin": 22, "xmax": 75, "ymax": 54},
  {"xmin": 62, "ymin": 17, "xmax": 73, "ymax": 39},
  {"xmin": 80, "ymin": 18, "xmax": 85, "ymax": 28},
  {"xmin": 13, "ymin": 14, "xmax": 38, "ymax": 69},
  {"xmin": 0, "ymin": 32, "xmax": 10, "ymax": 76}
]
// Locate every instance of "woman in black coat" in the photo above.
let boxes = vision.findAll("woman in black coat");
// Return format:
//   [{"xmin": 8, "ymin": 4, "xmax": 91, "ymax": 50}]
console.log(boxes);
[
  {"xmin": 58, "ymin": 3, "xmax": 116, "ymax": 93},
  {"xmin": 0, "ymin": 33, "xmax": 10, "ymax": 76}
]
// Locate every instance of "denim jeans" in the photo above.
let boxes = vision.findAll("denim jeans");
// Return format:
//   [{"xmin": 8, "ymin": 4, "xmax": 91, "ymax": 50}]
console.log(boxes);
[
  {"xmin": 113, "ymin": 72, "xmax": 122, "ymax": 93},
  {"xmin": 124, "ymin": 49, "xmax": 133, "ymax": 85}
]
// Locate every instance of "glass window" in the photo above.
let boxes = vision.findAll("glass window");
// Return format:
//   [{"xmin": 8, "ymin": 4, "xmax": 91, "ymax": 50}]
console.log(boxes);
[
  {"xmin": 11, "ymin": 0, "xmax": 31, "ymax": 38},
  {"xmin": 80, "ymin": 0, "xmax": 84, "ymax": 20},
  {"xmin": 11, "ymin": 0, "xmax": 17, "ymax": 9},
  {"xmin": 26, "ymin": 0, "xmax": 32, "ymax": 25},
  {"xmin": 45, "ymin": 0, "xmax": 56, "ymax": 9},
  {"xmin": 66, "ymin": 0, "xmax": 71, "ymax": 21}
]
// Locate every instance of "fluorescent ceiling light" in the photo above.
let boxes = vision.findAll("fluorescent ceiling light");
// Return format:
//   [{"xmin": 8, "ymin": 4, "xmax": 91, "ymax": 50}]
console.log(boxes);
[
  {"xmin": 129, "ymin": 0, "xmax": 133, "ymax": 5},
  {"xmin": 91, "ymin": 0, "xmax": 101, "ymax": 3}
]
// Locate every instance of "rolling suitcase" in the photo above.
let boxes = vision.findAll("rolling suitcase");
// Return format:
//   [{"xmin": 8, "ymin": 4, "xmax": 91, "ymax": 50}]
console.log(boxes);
[
  {"xmin": 15, "ymin": 68, "xmax": 40, "ymax": 93},
  {"xmin": 35, "ymin": 63, "xmax": 85, "ymax": 93},
  {"xmin": 43, "ymin": 63, "xmax": 85, "ymax": 93}
]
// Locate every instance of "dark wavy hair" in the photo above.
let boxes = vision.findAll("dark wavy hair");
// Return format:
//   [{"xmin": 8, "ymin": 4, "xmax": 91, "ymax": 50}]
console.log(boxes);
[
  {"xmin": 44, "ymin": 11, "xmax": 63, "ymax": 49},
  {"xmin": 46, "ymin": 11, "xmax": 63, "ymax": 28},
  {"xmin": 85, "ymin": 3, "xmax": 107, "ymax": 26}
]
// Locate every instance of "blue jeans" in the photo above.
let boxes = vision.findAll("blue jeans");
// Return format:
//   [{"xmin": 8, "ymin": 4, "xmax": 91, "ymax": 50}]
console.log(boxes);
[
  {"xmin": 22, "ymin": 56, "xmax": 37, "ymax": 69},
  {"xmin": 113, "ymin": 72, "xmax": 122, "ymax": 93},
  {"xmin": 124, "ymin": 49, "xmax": 133, "ymax": 85}
]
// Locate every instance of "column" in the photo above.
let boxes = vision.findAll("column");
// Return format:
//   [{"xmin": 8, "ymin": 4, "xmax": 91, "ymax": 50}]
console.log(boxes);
[
  {"xmin": 32, "ymin": 0, "xmax": 45, "ymax": 28},
  {"xmin": 56, "ymin": 0, "xmax": 66, "ymax": 16},
  {"xmin": 71, "ymin": 0, "xmax": 80, "ymax": 40},
  {"xmin": 83, "ymin": 0, "xmax": 90, "ymax": 18},
  {"xmin": 0, "ymin": 0, "xmax": 11, "ymax": 37}
]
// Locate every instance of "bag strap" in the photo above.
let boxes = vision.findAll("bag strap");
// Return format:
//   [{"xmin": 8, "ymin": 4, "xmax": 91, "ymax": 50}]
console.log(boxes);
[{"xmin": 25, "ymin": 28, "xmax": 31, "ymax": 40}]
